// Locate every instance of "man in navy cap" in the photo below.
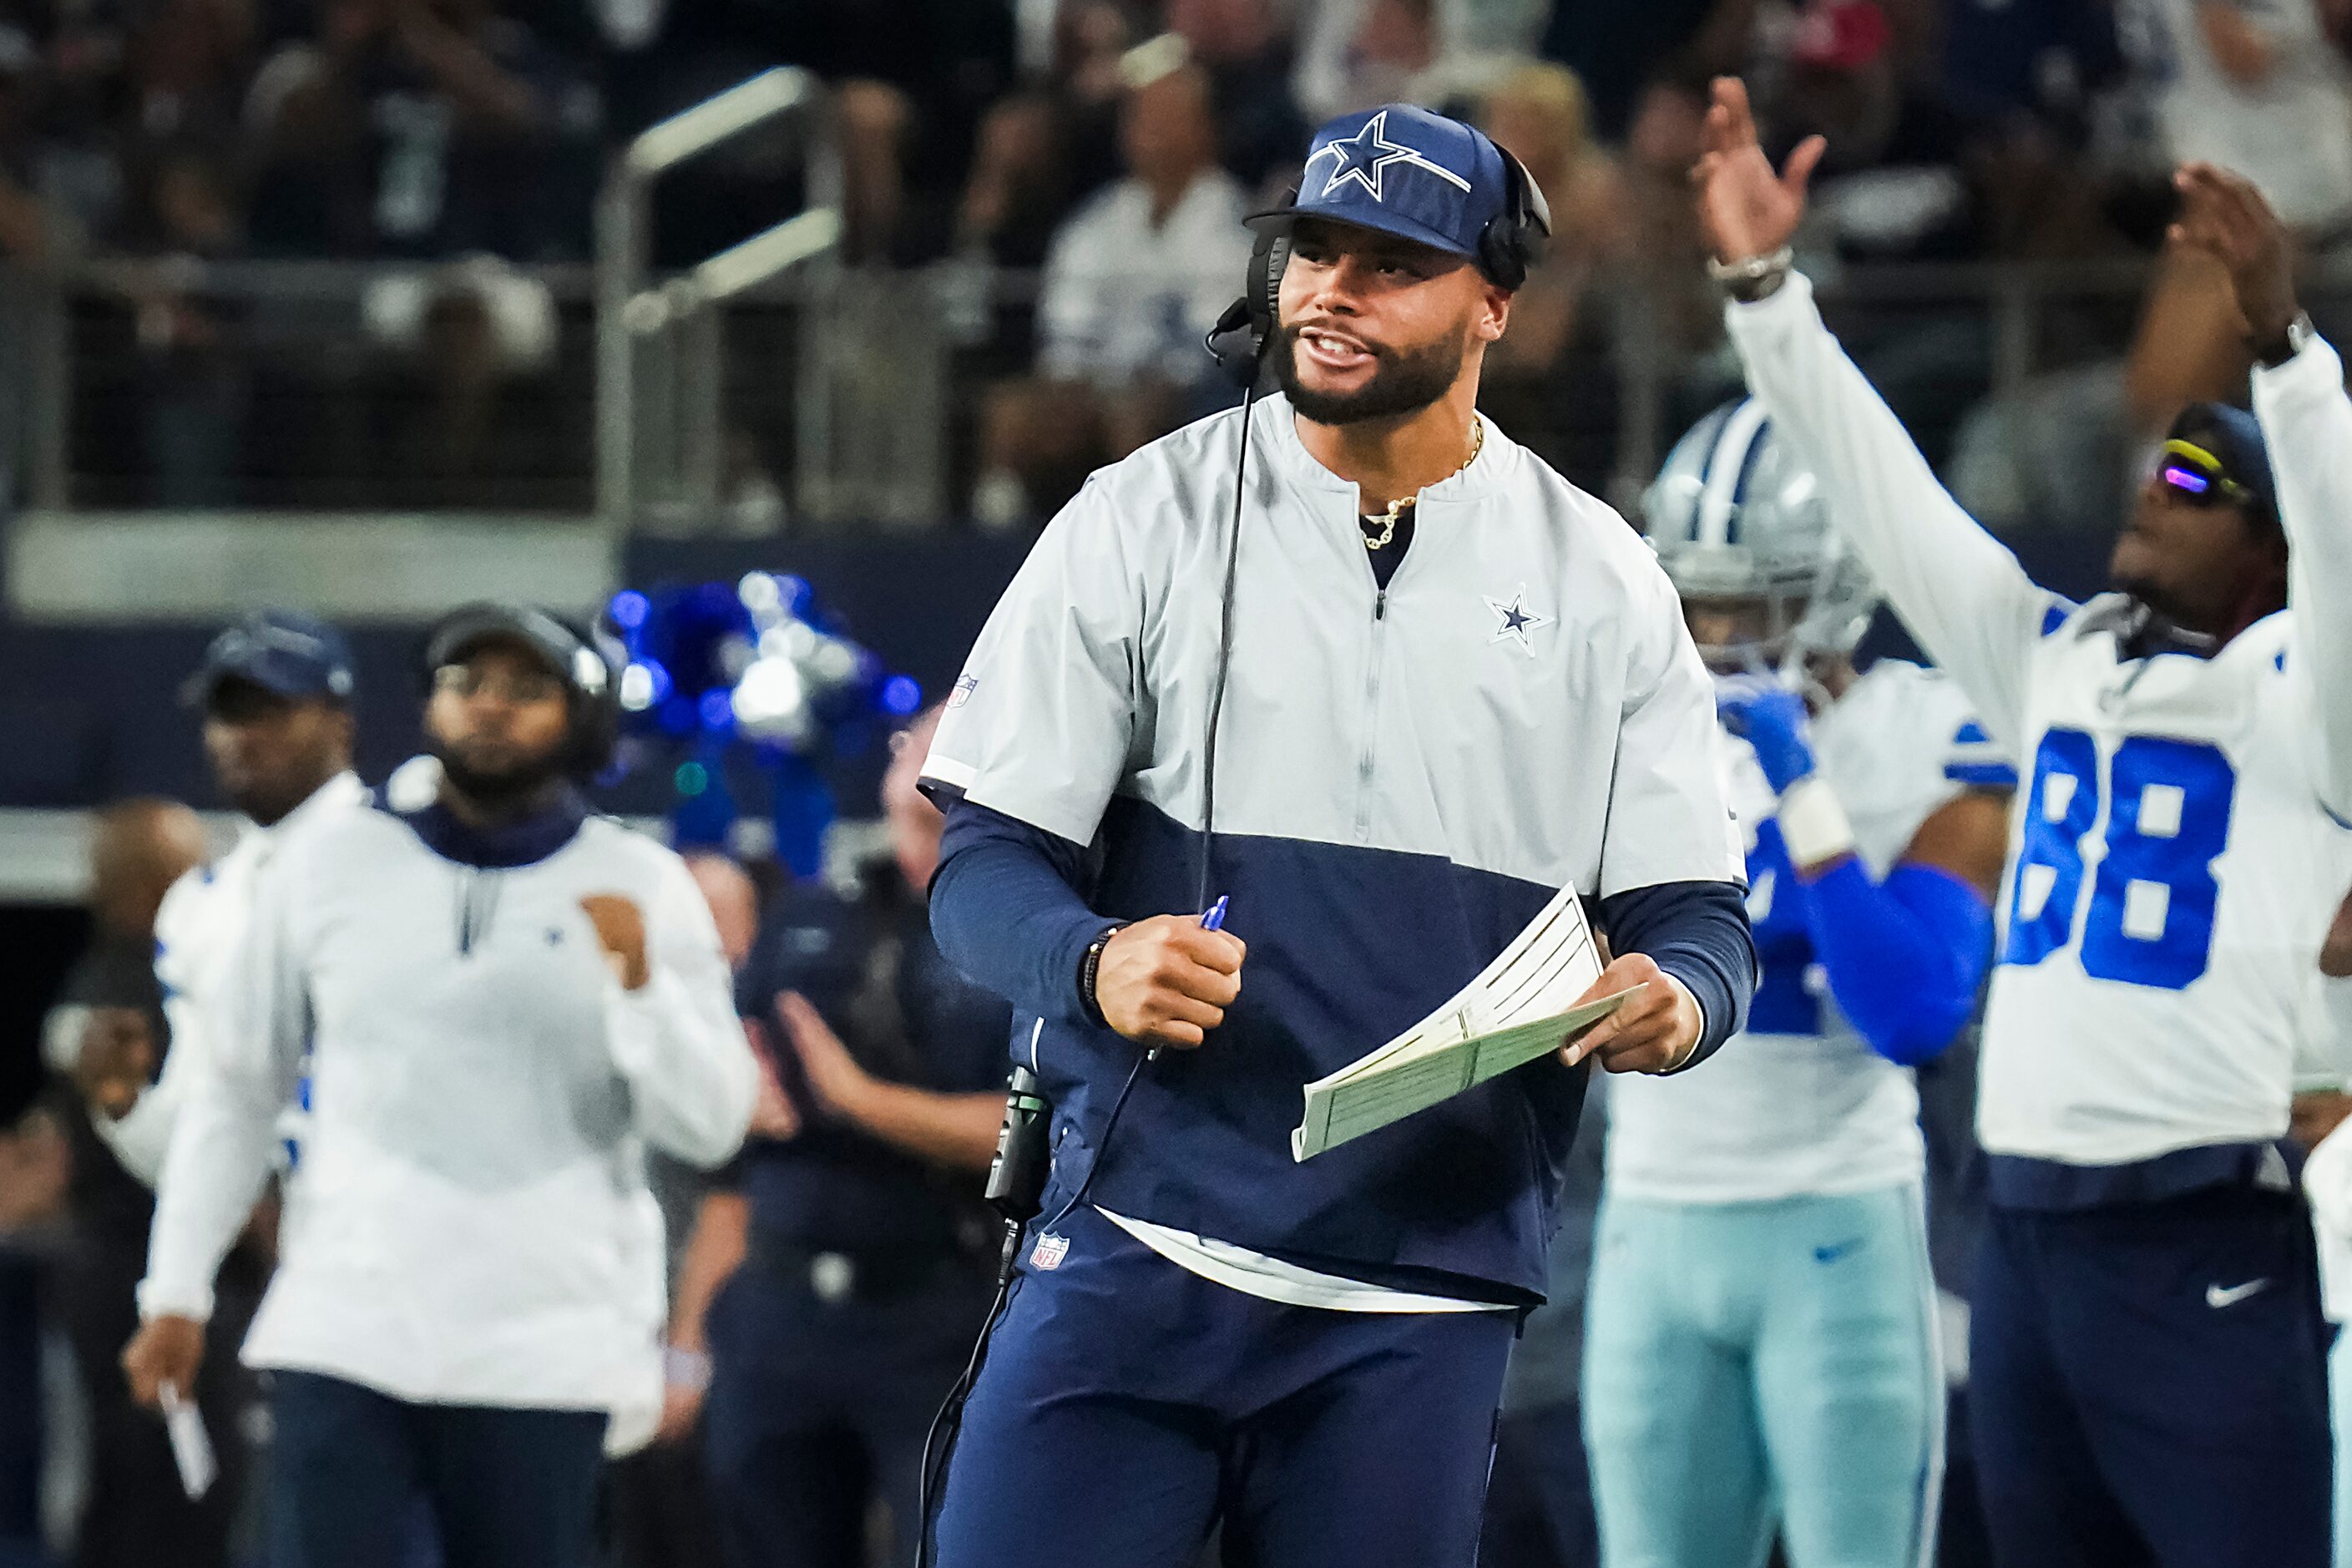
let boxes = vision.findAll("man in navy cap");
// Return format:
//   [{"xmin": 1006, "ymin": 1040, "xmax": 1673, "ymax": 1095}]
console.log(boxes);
[
  {"xmin": 38, "ymin": 610, "xmax": 365, "ymax": 1568},
  {"xmin": 916, "ymin": 104, "xmax": 1754, "ymax": 1567},
  {"xmin": 70, "ymin": 609, "xmax": 368, "ymax": 1180}
]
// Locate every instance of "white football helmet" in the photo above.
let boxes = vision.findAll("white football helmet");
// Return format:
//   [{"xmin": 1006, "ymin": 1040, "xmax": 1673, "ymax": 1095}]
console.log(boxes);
[{"xmin": 1641, "ymin": 397, "xmax": 1878, "ymax": 673}]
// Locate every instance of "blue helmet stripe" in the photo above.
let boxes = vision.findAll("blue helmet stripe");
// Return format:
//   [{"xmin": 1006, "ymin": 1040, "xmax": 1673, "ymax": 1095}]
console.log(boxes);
[{"xmin": 1724, "ymin": 416, "xmax": 1774, "ymax": 545}]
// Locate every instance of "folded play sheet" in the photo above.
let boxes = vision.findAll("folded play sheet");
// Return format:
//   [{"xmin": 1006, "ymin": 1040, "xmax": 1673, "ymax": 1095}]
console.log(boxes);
[{"xmin": 1292, "ymin": 886, "xmax": 1634, "ymax": 1161}]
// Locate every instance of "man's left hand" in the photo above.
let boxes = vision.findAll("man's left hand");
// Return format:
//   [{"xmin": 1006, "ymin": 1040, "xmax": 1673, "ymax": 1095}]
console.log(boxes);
[
  {"xmin": 2170, "ymin": 161, "xmax": 2299, "ymax": 347},
  {"xmin": 773, "ymin": 992, "xmax": 878, "ymax": 1124},
  {"xmin": 1560, "ymin": 953, "xmax": 1704, "ymax": 1075},
  {"xmin": 1716, "ymin": 678, "xmax": 1816, "ymax": 794},
  {"xmin": 741, "ymin": 1020, "xmax": 801, "ymax": 1140},
  {"xmin": 579, "ymin": 894, "xmax": 650, "ymax": 991},
  {"xmin": 0, "ymin": 1109, "xmax": 68, "ymax": 1232}
]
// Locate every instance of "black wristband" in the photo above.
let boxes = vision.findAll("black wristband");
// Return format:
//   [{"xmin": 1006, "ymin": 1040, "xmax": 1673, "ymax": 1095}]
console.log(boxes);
[{"xmin": 1078, "ymin": 923, "xmax": 1124, "ymax": 1026}]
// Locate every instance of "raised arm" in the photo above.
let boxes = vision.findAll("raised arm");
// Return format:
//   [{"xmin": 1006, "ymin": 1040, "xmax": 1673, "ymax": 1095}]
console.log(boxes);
[
  {"xmin": 1694, "ymin": 77, "xmax": 2061, "ymax": 749},
  {"xmin": 2176, "ymin": 162, "xmax": 2352, "ymax": 823}
]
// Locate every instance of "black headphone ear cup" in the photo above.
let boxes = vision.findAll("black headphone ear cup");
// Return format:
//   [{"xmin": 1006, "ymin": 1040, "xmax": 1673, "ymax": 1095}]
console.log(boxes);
[
  {"xmin": 1252, "ymin": 231, "xmax": 1288, "ymax": 341},
  {"xmin": 1478, "ymin": 224, "xmax": 1522, "ymax": 292},
  {"xmin": 1479, "ymin": 151, "xmax": 1552, "ymax": 291},
  {"xmin": 1249, "ymin": 185, "xmax": 1297, "ymax": 340}
]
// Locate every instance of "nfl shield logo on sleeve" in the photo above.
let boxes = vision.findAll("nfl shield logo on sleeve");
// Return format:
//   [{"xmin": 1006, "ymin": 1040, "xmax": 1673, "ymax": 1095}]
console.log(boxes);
[
  {"xmin": 950, "ymin": 674, "xmax": 980, "ymax": 709},
  {"xmin": 1030, "ymin": 1232, "xmax": 1070, "ymax": 1271}
]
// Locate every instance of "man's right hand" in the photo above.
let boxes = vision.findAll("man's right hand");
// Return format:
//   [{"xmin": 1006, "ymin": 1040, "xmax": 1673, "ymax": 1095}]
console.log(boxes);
[
  {"xmin": 2170, "ymin": 161, "xmax": 2299, "ymax": 348},
  {"xmin": 1692, "ymin": 76, "xmax": 1825, "ymax": 265},
  {"xmin": 121, "ymin": 1313, "xmax": 206, "ymax": 1411},
  {"xmin": 1093, "ymin": 916, "xmax": 1246, "ymax": 1051}
]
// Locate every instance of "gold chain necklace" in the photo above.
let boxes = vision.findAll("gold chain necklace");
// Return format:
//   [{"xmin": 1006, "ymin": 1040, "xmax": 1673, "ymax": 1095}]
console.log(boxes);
[{"xmin": 1363, "ymin": 419, "xmax": 1484, "ymax": 550}]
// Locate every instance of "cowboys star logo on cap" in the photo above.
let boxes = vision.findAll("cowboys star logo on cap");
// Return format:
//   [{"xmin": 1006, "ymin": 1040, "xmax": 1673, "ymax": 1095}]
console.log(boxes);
[{"xmin": 1305, "ymin": 109, "xmax": 1472, "ymax": 204}]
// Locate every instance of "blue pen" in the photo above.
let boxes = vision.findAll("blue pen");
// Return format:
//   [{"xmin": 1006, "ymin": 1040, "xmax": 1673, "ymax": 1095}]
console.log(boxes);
[{"xmin": 1149, "ymin": 896, "xmax": 1230, "ymax": 1062}]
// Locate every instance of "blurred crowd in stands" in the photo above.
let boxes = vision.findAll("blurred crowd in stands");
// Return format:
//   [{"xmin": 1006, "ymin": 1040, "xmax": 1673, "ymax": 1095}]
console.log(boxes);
[{"xmin": 4, "ymin": 0, "xmax": 2352, "ymax": 518}]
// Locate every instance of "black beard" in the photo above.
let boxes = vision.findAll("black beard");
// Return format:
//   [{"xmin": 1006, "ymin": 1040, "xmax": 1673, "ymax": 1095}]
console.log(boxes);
[
  {"xmin": 1272, "ymin": 322, "xmax": 1463, "ymax": 426},
  {"xmin": 429, "ymin": 736, "xmax": 569, "ymax": 817}
]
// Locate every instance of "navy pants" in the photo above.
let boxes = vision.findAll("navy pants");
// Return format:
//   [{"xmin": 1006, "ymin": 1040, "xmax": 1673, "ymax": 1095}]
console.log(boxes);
[
  {"xmin": 930, "ymin": 1205, "xmax": 1518, "ymax": 1568},
  {"xmin": 267, "ymin": 1370, "xmax": 606, "ymax": 1568},
  {"xmin": 1970, "ymin": 1187, "xmax": 2332, "ymax": 1567},
  {"xmin": 701, "ymin": 1255, "xmax": 992, "ymax": 1568},
  {"xmin": 1479, "ymin": 1400, "xmax": 1599, "ymax": 1568}
]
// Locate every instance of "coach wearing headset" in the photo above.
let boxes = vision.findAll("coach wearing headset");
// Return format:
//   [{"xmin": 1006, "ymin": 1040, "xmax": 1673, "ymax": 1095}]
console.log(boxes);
[
  {"xmin": 122, "ymin": 602, "xmax": 758, "ymax": 1568},
  {"xmin": 918, "ymin": 106, "xmax": 1756, "ymax": 1568}
]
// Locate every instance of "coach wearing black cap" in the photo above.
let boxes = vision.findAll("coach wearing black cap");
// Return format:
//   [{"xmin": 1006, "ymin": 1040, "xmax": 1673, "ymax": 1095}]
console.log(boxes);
[{"xmin": 124, "ymin": 601, "xmax": 757, "ymax": 1568}]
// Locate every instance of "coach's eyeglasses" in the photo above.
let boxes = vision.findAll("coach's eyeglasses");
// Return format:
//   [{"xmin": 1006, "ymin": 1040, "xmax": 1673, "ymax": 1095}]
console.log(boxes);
[
  {"xmin": 432, "ymin": 664, "xmax": 566, "ymax": 706},
  {"xmin": 2157, "ymin": 438, "xmax": 2254, "ymax": 509}
]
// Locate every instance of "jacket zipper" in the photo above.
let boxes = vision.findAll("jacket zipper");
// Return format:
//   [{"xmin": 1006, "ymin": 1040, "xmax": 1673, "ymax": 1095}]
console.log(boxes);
[
  {"xmin": 455, "ymin": 867, "xmax": 498, "ymax": 955},
  {"xmin": 1355, "ymin": 588, "xmax": 1387, "ymax": 839}
]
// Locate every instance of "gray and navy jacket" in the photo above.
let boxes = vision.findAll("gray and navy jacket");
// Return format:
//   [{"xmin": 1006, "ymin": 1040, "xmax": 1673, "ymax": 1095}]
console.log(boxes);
[{"xmin": 920, "ymin": 396, "xmax": 1755, "ymax": 1300}]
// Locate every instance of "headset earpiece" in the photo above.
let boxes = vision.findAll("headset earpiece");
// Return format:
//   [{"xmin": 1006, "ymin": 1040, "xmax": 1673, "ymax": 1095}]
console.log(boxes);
[
  {"xmin": 1206, "ymin": 185, "xmax": 1297, "ymax": 392},
  {"xmin": 1250, "ymin": 199, "xmax": 1292, "ymax": 341},
  {"xmin": 1478, "ymin": 150, "xmax": 1552, "ymax": 292}
]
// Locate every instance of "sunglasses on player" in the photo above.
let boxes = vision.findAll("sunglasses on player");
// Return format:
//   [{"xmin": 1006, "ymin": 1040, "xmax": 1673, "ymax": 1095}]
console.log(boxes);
[{"xmin": 2157, "ymin": 438, "xmax": 2255, "ymax": 508}]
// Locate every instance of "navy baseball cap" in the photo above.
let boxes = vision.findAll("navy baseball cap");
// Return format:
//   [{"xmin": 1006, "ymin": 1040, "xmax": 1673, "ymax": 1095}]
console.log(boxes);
[
  {"xmin": 183, "ymin": 609, "xmax": 357, "ymax": 709},
  {"xmin": 1248, "ymin": 104, "xmax": 1518, "ymax": 276}
]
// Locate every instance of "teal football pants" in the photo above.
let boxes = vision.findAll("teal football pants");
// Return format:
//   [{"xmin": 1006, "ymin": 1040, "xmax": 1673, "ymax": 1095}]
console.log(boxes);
[{"xmin": 1582, "ymin": 1185, "xmax": 1943, "ymax": 1568}]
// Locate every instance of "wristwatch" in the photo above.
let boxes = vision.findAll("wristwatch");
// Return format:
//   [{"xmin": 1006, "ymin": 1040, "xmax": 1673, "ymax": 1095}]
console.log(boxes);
[
  {"xmin": 2253, "ymin": 310, "xmax": 2316, "ymax": 370},
  {"xmin": 1707, "ymin": 245, "xmax": 1794, "ymax": 304},
  {"xmin": 1079, "ymin": 923, "xmax": 1125, "ymax": 1026}
]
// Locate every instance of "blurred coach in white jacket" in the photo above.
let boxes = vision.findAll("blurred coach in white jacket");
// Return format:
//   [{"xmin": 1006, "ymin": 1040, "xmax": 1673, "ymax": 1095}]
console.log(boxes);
[{"xmin": 121, "ymin": 601, "xmax": 758, "ymax": 1568}]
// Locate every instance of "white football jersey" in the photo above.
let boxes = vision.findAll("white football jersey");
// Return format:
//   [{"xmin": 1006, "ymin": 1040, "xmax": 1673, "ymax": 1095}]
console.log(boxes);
[
  {"xmin": 1980, "ymin": 608, "xmax": 2352, "ymax": 1163},
  {"xmin": 1729, "ymin": 276, "xmax": 2352, "ymax": 1171},
  {"xmin": 1607, "ymin": 661, "xmax": 1990, "ymax": 1202}
]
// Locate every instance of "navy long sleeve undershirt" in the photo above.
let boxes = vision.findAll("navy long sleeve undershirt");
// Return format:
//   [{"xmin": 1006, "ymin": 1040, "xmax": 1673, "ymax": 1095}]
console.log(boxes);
[{"xmin": 930, "ymin": 799, "xmax": 1755, "ymax": 1068}]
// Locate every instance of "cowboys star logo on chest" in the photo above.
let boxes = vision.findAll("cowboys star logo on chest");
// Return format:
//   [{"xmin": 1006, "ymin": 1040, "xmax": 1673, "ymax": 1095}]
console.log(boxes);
[{"xmin": 1483, "ymin": 583, "xmax": 1555, "ymax": 657}]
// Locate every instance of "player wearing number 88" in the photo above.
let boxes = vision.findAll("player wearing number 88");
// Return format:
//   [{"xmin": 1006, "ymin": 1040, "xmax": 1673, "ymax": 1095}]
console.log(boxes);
[{"xmin": 1698, "ymin": 78, "xmax": 2352, "ymax": 1567}]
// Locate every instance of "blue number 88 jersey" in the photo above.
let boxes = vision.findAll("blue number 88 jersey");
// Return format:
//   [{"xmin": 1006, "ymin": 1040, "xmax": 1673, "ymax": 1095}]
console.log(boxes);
[{"xmin": 1982, "ymin": 604, "xmax": 2352, "ymax": 1166}]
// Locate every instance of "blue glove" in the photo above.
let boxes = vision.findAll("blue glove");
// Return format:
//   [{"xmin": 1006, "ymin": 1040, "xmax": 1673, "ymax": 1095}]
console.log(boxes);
[{"xmin": 1716, "ymin": 678, "xmax": 1817, "ymax": 793}]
